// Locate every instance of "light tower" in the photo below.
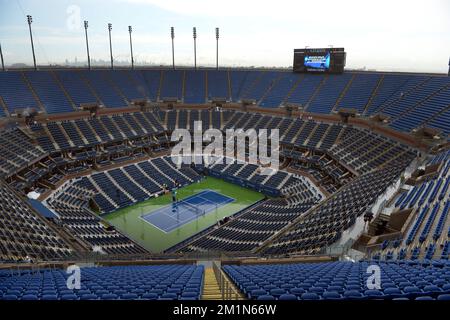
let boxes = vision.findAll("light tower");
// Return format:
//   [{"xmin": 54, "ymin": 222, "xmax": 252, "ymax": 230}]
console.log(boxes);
[
  {"xmin": 0, "ymin": 42, "xmax": 5, "ymax": 71},
  {"xmin": 171, "ymin": 27, "xmax": 175, "ymax": 70},
  {"xmin": 84, "ymin": 21, "xmax": 91, "ymax": 70},
  {"xmin": 108, "ymin": 23, "xmax": 113, "ymax": 69},
  {"xmin": 27, "ymin": 15, "xmax": 37, "ymax": 70},
  {"xmin": 215, "ymin": 27, "xmax": 219, "ymax": 70},
  {"xmin": 128, "ymin": 26, "xmax": 134, "ymax": 69},
  {"xmin": 193, "ymin": 27, "xmax": 197, "ymax": 70}
]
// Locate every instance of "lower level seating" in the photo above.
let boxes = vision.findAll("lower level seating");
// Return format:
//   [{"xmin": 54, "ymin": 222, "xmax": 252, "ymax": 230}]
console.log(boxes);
[
  {"xmin": 47, "ymin": 181, "xmax": 147, "ymax": 256},
  {"xmin": 224, "ymin": 260, "xmax": 450, "ymax": 300},
  {"xmin": 370, "ymin": 150, "xmax": 450, "ymax": 261},
  {"xmin": 0, "ymin": 264, "xmax": 204, "ymax": 300},
  {"xmin": 264, "ymin": 165, "xmax": 405, "ymax": 255}
]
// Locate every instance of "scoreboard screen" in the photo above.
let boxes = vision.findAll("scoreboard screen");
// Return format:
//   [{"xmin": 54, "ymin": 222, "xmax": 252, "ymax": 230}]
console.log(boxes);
[{"xmin": 293, "ymin": 48, "xmax": 346, "ymax": 73}]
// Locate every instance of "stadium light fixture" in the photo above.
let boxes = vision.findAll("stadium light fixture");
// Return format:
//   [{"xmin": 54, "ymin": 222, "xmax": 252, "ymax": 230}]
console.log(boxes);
[
  {"xmin": 171, "ymin": 27, "xmax": 175, "ymax": 70},
  {"xmin": 0, "ymin": 42, "xmax": 5, "ymax": 71},
  {"xmin": 108, "ymin": 23, "xmax": 113, "ymax": 69},
  {"xmin": 215, "ymin": 27, "xmax": 219, "ymax": 70},
  {"xmin": 128, "ymin": 26, "xmax": 134, "ymax": 69},
  {"xmin": 27, "ymin": 15, "xmax": 37, "ymax": 70},
  {"xmin": 84, "ymin": 21, "xmax": 91, "ymax": 70},
  {"xmin": 193, "ymin": 27, "xmax": 197, "ymax": 70}
]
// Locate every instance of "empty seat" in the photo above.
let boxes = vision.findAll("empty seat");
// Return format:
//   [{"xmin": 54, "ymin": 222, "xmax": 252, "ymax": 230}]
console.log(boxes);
[
  {"xmin": 278, "ymin": 294, "xmax": 297, "ymax": 301},
  {"xmin": 257, "ymin": 295, "xmax": 275, "ymax": 300}
]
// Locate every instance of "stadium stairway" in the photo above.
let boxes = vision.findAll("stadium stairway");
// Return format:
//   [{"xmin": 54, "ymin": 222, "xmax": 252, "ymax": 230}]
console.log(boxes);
[
  {"xmin": 50, "ymin": 71, "xmax": 77, "ymax": 110},
  {"xmin": 204, "ymin": 72, "xmax": 209, "ymax": 102},
  {"xmin": 281, "ymin": 74, "xmax": 305, "ymax": 105},
  {"xmin": 181, "ymin": 70, "xmax": 186, "ymax": 103},
  {"xmin": 390, "ymin": 81, "xmax": 450, "ymax": 127},
  {"xmin": 157, "ymin": 71, "xmax": 164, "ymax": 101},
  {"xmin": 374, "ymin": 76, "xmax": 431, "ymax": 115},
  {"xmin": 82, "ymin": 119, "xmax": 102, "ymax": 142},
  {"xmin": 304, "ymin": 74, "xmax": 328, "ymax": 111},
  {"xmin": 21, "ymin": 72, "xmax": 45, "ymax": 112},
  {"xmin": 422, "ymin": 105, "xmax": 450, "ymax": 129},
  {"xmin": 105, "ymin": 72, "xmax": 130, "ymax": 105},
  {"xmin": 78, "ymin": 72, "xmax": 104, "ymax": 105},
  {"xmin": 226, "ymin": 71, "xmax": 232, "ymax": 101},
  {"xmin": 257, "ymin": 73, "xmax": 283, "ymax": 105},
  {"xmin": 331, "ymin": 73, "xmax": 356, "ymax": 113},
  {"xmin": 201, "ymin": 266, "xmax": 246, "ymax": 300},
  {"xmin": 363, "ymin": 74, "xmax": 385, "ymax": 115},
  {"xmin": 0, "ymin": 96, "xmax": 9, "ymax": 116},
  {"xmin": 201, "ymin": 268, "xmax": 222, "ymax": 300}
]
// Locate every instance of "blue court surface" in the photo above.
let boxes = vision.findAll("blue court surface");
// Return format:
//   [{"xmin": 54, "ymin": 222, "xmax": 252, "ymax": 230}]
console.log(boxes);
[{"xmin": 141, "ymin": 190, "xmax": 235, "ymax": 233}]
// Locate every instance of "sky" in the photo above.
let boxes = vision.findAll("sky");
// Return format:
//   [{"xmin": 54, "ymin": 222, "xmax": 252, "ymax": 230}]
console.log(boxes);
[{"xmin": 0, "ymin": 0, "xmax": 449, "ymax": 73}]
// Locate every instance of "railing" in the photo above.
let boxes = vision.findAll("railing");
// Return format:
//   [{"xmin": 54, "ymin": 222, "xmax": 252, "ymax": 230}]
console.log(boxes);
[{"xmin": 212, "ymin": 261, "xmax": 242, "ymax": 300}]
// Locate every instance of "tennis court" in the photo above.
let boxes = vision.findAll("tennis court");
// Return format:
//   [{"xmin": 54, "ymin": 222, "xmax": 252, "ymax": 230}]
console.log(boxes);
[{"xmin": 141, "ymin": 190, "xmax": 235, "ymax": 233}]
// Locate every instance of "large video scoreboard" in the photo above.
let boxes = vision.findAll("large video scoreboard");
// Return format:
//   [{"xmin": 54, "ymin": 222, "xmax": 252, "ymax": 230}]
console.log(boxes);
[{"xmin": 293, "ymin": 48, "xmax": 346, "ymax": 73}]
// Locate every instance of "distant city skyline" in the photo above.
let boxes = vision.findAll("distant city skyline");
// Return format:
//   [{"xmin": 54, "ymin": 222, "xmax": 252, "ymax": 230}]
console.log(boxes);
[{"xmin": 0, "ymin": 0, "xmax": 449, "ymax": 73}]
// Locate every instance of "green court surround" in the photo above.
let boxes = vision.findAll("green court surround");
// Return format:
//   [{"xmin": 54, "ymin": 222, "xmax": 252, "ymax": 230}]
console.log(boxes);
[{"xmin": 104, "ymin": 176, "xmax": 265, "ymax": 253}]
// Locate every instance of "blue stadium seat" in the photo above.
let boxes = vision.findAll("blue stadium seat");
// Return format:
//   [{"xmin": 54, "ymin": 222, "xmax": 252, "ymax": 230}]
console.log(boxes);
[
  {"xmin": 257, "ymin": 295, "xmax": 275, "ymax": 300},
  {"xmin": 61, "ymin": 294, "xmax": 78, "ymax": 300},
  {"xmin": 364, "ymin": 289, "xmax": 384, "ymax": 299},
  {"xmin": 300, "ymin": 292, "xmax": 320, "ymax": 300},
  {"xmin": 249, "ymin": 289, "xmax": 267, "ymax": 299},
  {"xmin": 322, "ymin": 291, "xmax": 342, "ymax": 300},
  {"xmin": 121, "ymin": 293, "xmax": 138, "ymax": 300},
  {"xmin": 415, "ymin": 296, "xmax": 434, "ymax": 300},
  {"xmin": 159, "ymin": 293, "xmax": 178, "ymax": 300},
  {"xmin": 278, "ymin": 294, "xmax": 297, "ymax": 301},
  {"xmin": 101, "ymin": 293, "xmax": 118, "ymax": 300},
  {"xmin": 269, "ymin": 288, "xmax": 285, "ymax": 298},
  {"xmin": 289, "ymin": 288, "xmax": 306, "ymax": 296},
  {"xmin": 343, "ymin": 290, "xmax": 364, "ymax": 300}
]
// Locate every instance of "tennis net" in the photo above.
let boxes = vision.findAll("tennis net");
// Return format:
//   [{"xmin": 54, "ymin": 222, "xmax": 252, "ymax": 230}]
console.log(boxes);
[{"xmin": 181, "ymin": 201, "xmax": 205, "ymax": 216}]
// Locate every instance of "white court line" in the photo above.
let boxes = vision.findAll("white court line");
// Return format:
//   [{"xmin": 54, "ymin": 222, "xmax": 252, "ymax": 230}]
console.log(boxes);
[
  {"xmin": 196, "ymin": 195, "xmax": 235, "ymax": 207},
  {"xmin": 140, "ymin": 205, "xmax": 190, "ymax": 233},
  {"xmin": 151, "ymin": 201, "xmax": 208, "ymax": 232},
  {"xmin": 140, "ymin": 190, "xmax": 236, "ymax": 233},
  {"xmin": 139, "ymin": 208, "xmax": 192, "ymax": 234},
  {"xmin": 195, "ymin": 189, "xmax": 235, "ymax": 204},
  {"xmin": 160, "ymin": 198, "xmax": 216, "ymax": 231},
  {"xmin": 138, "ymin": 215, "xmax": 170, "ymax": 234},
  {"xmin": 166, "ymin": 200, "xmax": 208, "ymax": 218}
]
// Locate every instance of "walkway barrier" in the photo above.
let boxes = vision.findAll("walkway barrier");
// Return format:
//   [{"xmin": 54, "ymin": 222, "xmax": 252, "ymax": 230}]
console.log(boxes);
[{"xmin": 212, "ymin": 261, "xmax": 242, "ymax": 300}]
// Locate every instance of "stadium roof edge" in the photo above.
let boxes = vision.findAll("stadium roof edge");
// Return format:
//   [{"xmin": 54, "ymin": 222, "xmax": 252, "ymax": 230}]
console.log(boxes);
[{"xmin": 1, "ymin": 65, "xmax": 447, "ymax": 77}]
